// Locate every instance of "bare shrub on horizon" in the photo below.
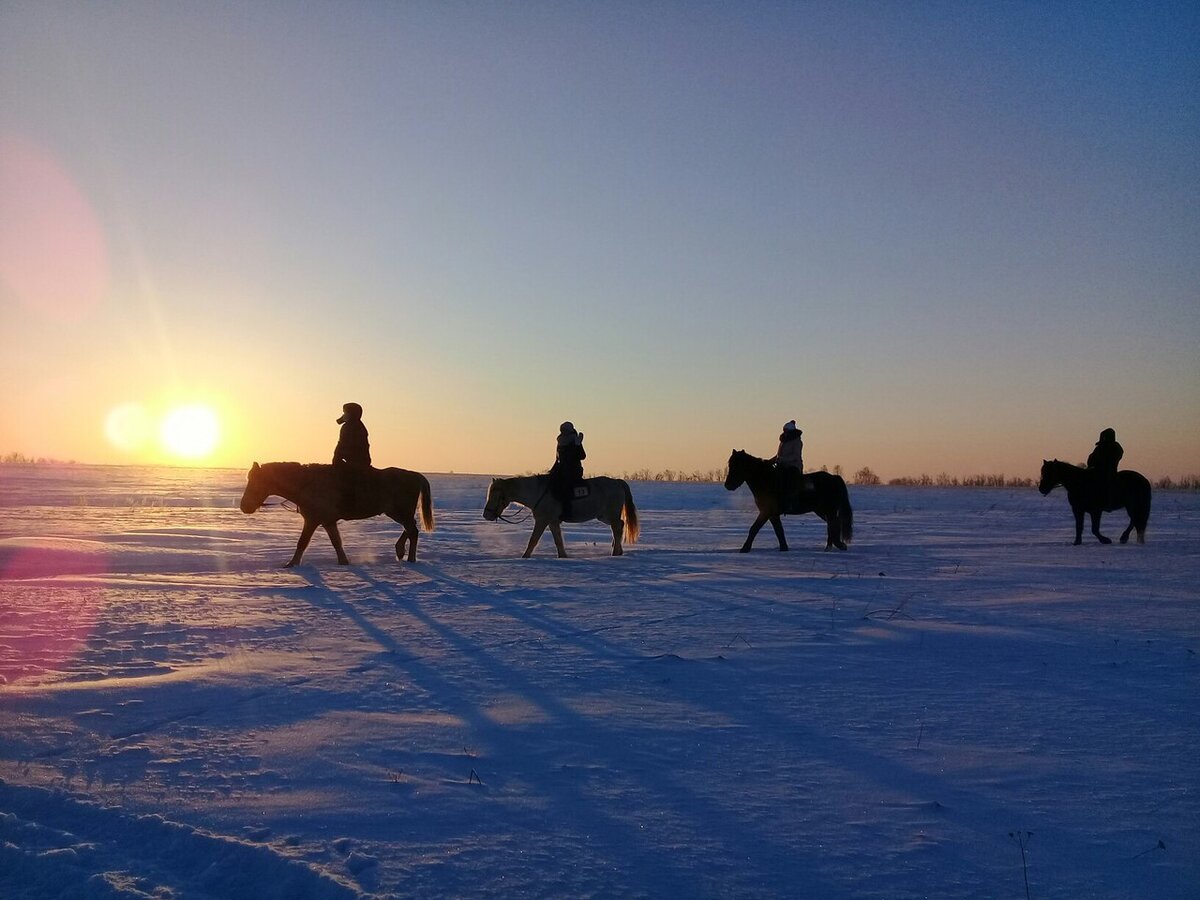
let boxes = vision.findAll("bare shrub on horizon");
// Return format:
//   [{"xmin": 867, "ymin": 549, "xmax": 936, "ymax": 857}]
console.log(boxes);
[
  {"xmin": 1, "ymin": 452, "xmax": 75, "ymax": 466},
  {"xmin": 888, "ymin": 473, "xmax": 1036, "ymax": 488},
  {"xmin": 854, "ymin": 466, "xmax": 881, "ymax": 486}
]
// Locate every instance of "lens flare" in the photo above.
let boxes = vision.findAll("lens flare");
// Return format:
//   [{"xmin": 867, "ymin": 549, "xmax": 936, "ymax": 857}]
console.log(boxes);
[
  {"xmin": 160, "ymin": 405, "xmax": 220, "ymax": 459},
  {"xmin": 105, "ymin": 402, "xmax": 153, "ymax": 452},
  {"xmin": 1, "ymin": 545, "xmax": 105, "ymax": 684},
  {"xmin": 0, "ymin": 136, "xmax": 108, "ymax": 323}
]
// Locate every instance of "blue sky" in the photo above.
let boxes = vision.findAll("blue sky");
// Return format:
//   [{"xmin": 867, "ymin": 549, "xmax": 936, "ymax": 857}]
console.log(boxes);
[{"xmin": 2, "ymin": 1, "xmax": 1197, "ymax": 477}]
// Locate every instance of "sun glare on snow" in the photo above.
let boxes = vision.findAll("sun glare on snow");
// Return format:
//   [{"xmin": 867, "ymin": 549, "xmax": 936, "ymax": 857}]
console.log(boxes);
[{"xmin": 159, "ymin": 405, "xmax": 220, "ymax": 460}]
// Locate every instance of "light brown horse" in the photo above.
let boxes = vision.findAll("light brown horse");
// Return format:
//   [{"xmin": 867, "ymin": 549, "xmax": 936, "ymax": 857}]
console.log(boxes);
[
  {"xmin": 239, "ymin": 462, "xmax": 434, "ymax": 566},
  {"xmin": 483, "ymin": 475, "xmax": 639, "ymax": 558}
]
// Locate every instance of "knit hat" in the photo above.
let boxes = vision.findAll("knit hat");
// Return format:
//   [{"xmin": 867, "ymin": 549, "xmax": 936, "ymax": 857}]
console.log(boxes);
[{"xmin": 782, "ymin": 420, "xmax": 799, "ymax": 433}]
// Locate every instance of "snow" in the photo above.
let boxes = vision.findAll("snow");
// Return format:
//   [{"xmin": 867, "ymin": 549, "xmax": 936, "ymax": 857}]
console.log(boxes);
[{"xmin": 1, "ymin": 465, "xmax": 1197, "ymax": 899}]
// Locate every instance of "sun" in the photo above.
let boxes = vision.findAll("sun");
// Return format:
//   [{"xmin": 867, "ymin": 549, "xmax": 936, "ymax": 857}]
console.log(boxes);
[{"xmin": 159, "ymin": 404, "xmax": 220, "ymax": 460}]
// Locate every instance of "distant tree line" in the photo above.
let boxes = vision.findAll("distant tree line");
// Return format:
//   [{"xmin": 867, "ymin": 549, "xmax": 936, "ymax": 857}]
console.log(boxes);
[
  {"xmin": 621, "ymin": 468, "xmax": 726, "ymax": 483},
  {"xmin": 613, "ymin": 464, "xmax": 1199, "ymax": 491},
  {"xmin": 4, "ymin": 452, "xmax": 1198, "ymax": 490},
  {"xmin": 1, "ymin": 452, "xmax": 74, "ymax": 465}
]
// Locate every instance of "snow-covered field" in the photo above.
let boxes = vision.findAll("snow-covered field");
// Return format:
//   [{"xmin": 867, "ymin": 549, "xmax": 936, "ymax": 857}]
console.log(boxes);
[{"xmin": 2, "ymin": 464, "xmax": 1197, "ymax": 899}]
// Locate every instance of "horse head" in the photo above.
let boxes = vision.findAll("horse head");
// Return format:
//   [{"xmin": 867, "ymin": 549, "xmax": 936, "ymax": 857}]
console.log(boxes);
[
  {"xmin": 1037, "ymin": 459, "xmax": 1059, "ymax": 495},
  {"xmin": 482, "ymin": 478, "xmax": 509, "ymax": 521},
  {"xmin": 724, "ymin": 450, "xmax": 748, "ymax": 491},
  {"xmin": 240, "ymin": 462, "xmax": 270, "ymax": 513}
]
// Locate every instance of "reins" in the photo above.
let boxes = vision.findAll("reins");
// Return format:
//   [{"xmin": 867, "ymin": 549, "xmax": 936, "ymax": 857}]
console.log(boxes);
[
  {"xmin": 493, "ymin": 506, "xmax": 533, "ymax": 525},
  {"xmin": 488, "ymin": 477, "xmax": 554, "ymax": 525}
]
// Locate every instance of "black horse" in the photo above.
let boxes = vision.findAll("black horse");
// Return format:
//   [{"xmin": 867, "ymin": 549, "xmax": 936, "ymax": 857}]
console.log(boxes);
[
  {"xmin": 1038, "ymin": 459, "xmax": 1151, "ymax": 545},
  {"xmin": 724, "ymin": 450, "xmax": 853, "ymax": 552}
]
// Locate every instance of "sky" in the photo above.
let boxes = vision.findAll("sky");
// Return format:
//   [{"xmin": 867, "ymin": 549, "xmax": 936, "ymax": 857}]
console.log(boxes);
[{"xmin": 1, "ymin": 1, "xmax": 1197, "ymax": 480}]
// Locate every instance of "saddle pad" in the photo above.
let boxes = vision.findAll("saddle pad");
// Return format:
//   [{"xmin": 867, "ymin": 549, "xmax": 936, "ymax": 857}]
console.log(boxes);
[{"xmin": 572, "ymin": 485, "xmax": 591, "ymax": 499}]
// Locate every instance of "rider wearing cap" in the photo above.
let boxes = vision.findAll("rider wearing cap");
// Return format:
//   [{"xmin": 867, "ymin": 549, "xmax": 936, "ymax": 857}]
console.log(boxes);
[{"xmin": 333, "ymin": 402, "xmax": 371, "ymax": 509}]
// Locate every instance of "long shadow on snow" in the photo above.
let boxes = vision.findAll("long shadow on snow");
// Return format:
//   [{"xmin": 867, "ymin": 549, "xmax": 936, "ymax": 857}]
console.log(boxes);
[
  {"xmin": 311, "ymin": 566, "xmax": 846, "ymax": 898},
  {"xmin": 402, "ymin": 565, "xmax": 1061, "ymax": 889}
]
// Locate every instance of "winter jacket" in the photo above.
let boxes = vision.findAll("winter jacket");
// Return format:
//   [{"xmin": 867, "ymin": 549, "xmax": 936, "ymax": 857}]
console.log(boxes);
[
  {"xmin": 774, "ymin": 430, "xmax": 804, "ymax": 471},
  {"xmin": 334, "ymin": 420, "xmax": 371, "ymax": 467},
  {"xmin": 552, "ymin": 431, "xmax": 586, "ymax": 483},
  {"xmin": 1086, "ymin": 431, "xmax": 1123, "ymax": 476}
]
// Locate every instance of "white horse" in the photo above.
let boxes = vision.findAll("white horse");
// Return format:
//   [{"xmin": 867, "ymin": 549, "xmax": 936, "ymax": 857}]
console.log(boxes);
[{"xmin": 483, "ymin": 475, "xmax": 639, "ymax": 558}]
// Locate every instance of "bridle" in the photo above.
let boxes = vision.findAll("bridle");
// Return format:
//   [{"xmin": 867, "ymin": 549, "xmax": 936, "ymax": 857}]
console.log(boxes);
[
  {"xmin": 485, "ymin": 486, "xmax": 531, "ymax": 524},
  {"xmin": 485, "ymin": 477, "xmax": 552, "ymax": 525},
  {"xmin": 244, "ymin": 467, "xmax": 298, "ymax": 513}
]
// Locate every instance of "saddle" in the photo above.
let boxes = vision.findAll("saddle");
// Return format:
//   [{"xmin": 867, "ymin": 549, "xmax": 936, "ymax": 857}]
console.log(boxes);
[
  {"xmin": 337, "ymin": 464, "xmax": 376, "ymax": 512},
  {"xmin": 780, "ymin": 472, "xmax": 812, "ymax": 514}
]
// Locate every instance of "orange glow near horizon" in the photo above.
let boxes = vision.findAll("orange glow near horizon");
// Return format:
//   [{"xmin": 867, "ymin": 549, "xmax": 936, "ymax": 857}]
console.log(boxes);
[{"xmin": 100, "ymin": 398, "xmax": 234, "ymax": 466}]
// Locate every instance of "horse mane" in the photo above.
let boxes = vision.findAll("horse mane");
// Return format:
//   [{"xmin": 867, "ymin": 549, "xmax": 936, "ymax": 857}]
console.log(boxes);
[
  {"xmin": 1046, "ymin": 458, "xmax": 1085, "ymax": 472},
  {"xmin": 732, "ymin": 449, "xmax": 773, "ymax": 473},
  {"xmin": 262, "ymin": 461, "xmax": 329, "ymax": 471}
]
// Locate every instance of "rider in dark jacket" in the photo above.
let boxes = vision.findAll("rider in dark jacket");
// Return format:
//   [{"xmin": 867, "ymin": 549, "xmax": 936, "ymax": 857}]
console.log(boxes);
[
  {"xmin": 549, "ymin": 422, "xmax": 585, "ymax": 518},
  {"xmin": 334, "ymin": 403, "xmax": 371, "ymax": 467},
  {"xmin": 333, "ymin": 403, "xmax": 371, "ymax": 509},
  {"xmin": 1086, "ymin": 427, "xmax": 1123, "ymax": 505}
]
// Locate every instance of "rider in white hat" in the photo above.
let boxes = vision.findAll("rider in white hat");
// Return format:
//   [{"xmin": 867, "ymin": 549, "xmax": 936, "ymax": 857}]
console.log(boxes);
[{"xmin": 770, "ymin": 420, "xmax": 805, "ymax": 508}]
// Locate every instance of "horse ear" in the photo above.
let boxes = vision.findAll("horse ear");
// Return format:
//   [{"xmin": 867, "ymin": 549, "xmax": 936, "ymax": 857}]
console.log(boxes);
[{"xmin": 252, "ymin": 462, "xmax": 259, "ymax": 471}]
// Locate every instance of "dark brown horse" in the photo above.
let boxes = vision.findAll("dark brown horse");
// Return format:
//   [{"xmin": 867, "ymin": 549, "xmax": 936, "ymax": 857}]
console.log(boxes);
[
  {"xmin": 1038, "ymin": 459, "xmax": 1150, "ymax": 545},
  {"xmin": 724, "ymin": 450, "xmax": 853, "ymax": 552},
  {"xmin": 239, "ymin": 462, "xmax": 434, "ymax": 566}
]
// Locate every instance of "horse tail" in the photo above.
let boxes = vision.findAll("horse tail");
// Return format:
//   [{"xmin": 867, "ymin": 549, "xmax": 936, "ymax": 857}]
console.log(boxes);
[
  {"xmin": 1130, "ymin": 471, "xmax": 1151, "ymax": 534},
  {"xmin": 419, "ymin": 474, "xmax": 435, "ymax": 532},
  {"xmin": 839, "ymin": 477, "xmax": 854, "ymax": 544},
  {"xmin": 621, "ymin": 480, "xmax": 640, "ymax": 544}
]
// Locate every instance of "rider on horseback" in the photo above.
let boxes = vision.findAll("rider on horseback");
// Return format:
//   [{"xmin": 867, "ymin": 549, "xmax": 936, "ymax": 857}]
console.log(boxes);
[
  {"xmin": 1086, "ymin": 427, "xmax": 1123, "ymax": 507},
  {"xmin": 333, "ymin": 402, "xmax": 372, "ymax": 510},
  {"xmin": 770, "ymin": 420, "xmax": 805, "ymax": 511},
  {"xmin": 549, "ymin": 422, "xmax": 586, "ymax": 519}
]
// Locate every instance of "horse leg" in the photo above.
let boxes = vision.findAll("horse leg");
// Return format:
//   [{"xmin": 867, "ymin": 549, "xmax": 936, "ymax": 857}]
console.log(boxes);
[
  {"xmin": 286, "ymin": 518, "xmax": 320, "ymax": 567},
  {"xmin": 609, "ymin": 519, "xmax": 623, "ymax": 556},
  {"xmin": 1119, "ymin": 523, "xmax": 1133, "ymax": 544},
  {"xmin": 549, "ymin": 522, "xmax": 568, "ymax": 559},
  {"xmin": 770, "ymin": 515, "xmax": 788, "ymax": 551},
  {"xmin": 1090, "ymin": 510, "xmax": 1111, "ymax": 544},
  {"xmin": 1073, "ymin": 507, "xmax": 1085, "ymax": 545},
  {"xmin": 523, "ymin": 521, "xmax": 548, "ymax": 559},
  {"xmin": 325, "ymin": 521, "xmax": 352, "ymax": 564},
  {"xmin": 391, "ymin": 513, "xmax": 419, "ymax": 562},
  {"xmin": 825, "ymin": 515, "xmax": 844, "ymax": 551},
  {"xmin": 740, "ymin": 514, "xmax": 770, "ymax": 552}
]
